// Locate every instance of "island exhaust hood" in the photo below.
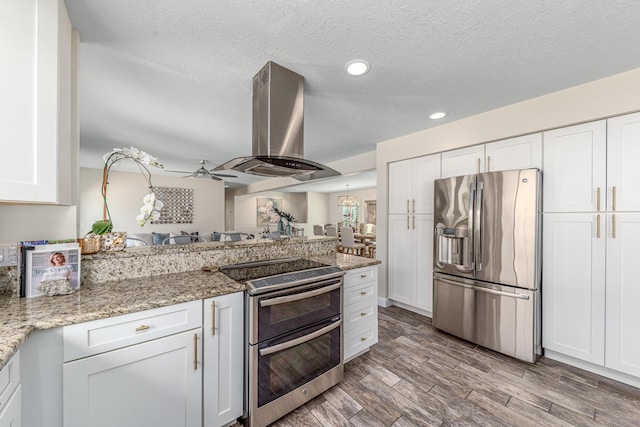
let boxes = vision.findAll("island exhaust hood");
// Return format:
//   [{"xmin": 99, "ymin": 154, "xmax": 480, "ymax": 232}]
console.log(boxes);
[{"xmin": 215, "ymin": 61, "xmax": 340, "ymax": 181}]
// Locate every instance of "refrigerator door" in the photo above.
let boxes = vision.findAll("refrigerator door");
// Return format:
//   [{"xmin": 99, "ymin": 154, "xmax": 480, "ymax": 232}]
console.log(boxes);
[
  {"xmin": 432, "ymin": 273, "xmax": 539, "ymax": 363},
  {"xmin": 474, "ymin": 169, "xmax": 541, "ymax": 290},
  {"xmin": 433, "ymin": 174, "xmax": 475, "ymax": 279}
]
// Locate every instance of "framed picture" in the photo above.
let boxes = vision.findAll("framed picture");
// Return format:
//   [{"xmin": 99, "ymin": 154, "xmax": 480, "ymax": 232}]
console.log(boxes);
[
  {"xmin": 24, "ymin": 243, "xmax": 81, "ymax": 298},
  {"xmin": 257, "ymin": 197, "xmax": 283, "ymax": 227}
]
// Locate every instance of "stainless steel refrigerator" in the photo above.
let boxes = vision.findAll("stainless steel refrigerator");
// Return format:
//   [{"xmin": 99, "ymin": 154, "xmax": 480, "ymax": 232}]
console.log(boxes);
[{"xmin": 432, "ymin": 168, "xmax": 542, "ymax": 363}]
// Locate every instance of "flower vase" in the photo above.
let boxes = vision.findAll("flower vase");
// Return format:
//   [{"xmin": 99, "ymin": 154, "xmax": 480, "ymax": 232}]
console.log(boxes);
[
  {"xmin": 285, "ymin": 223, "xmax": 292, "ymax": 236},
  {"xmin": 100, "ymin": 231, "xmax": 127, "ymax": 251},
  {"xmin": 277, "ymin": 219, "xmax": 285, "ymax": 234}
]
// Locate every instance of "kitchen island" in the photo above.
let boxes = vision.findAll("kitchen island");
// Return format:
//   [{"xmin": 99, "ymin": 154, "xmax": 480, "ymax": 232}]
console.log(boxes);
[{"xmin": 0, "ymin": 236, "xmax": 380, "ymax": 369}]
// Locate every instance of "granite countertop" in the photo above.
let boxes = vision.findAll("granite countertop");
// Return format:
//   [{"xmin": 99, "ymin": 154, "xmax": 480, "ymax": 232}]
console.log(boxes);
[{"xmin": 0, "ymin": 253, "xmax": 380, "ymax": 369}]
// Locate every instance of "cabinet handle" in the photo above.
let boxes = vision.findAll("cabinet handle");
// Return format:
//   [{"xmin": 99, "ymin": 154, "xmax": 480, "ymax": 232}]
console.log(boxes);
[
  {"xmin": 596, "ymin": 214, "xmax": 600, "ymax": 238},
  {"xmin": 612, "ymin": 214, "xmax": 616, "ymax": 239},
  {"xmin": 412, "ymin": 199, "xmax": 416, "ymax": 214},
  {"xmin": 477, "ymin": 158, "xmax": 480, "ymax": 173},
  {"xmin": 487, "ymin": 156, "xmax": 491, "ymax": 172},
  {"xmin": 360, "ymin": 312, "xmax": 367, "ymax": 316},
  {"xmin": 135, "ymin": 325, "xmax": 150, "ymax": 332},
  {"xmin": 193, "ymin": 333, "xmax": 198, "ymax": 370},
  {"xmin": 596, "ymin": 187, "xmax": 601, "ymax": 212},
  {"xmin": 412, "ymin": 215, "xmax": 415, "ymax": 230},
  {"xmin": 407, "ymin": 215, "xmax": 410, "ymax": 230},
  {"xmin": 360, "ymin": 274, "xmax": 367, "ymax": 278},
  {"xmin": 360, "ymin": 337, "xmax": 367, "ymax": 342},
  {"xmin": 360, "ymin": 291, "xmax": 367, "ymax": 295},
  {"xmin": 612, "ymin": 186, "xmax": 617, "ymax": 211},
  {"xmin": 211, "ymin": 301, "xmax": 216, "ymax": 336},
  {"xmin": 406, "ymin": 200, "xmax": 410, "ymax": 215}
]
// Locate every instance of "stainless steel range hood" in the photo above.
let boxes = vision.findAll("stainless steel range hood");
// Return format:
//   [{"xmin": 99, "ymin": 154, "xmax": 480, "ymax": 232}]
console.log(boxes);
[{"xmin": 215, "ymin": 61, "xmax": 340, "ymax": 181}]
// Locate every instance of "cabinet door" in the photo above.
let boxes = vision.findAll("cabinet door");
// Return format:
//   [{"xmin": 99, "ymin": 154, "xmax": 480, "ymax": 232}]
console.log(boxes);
[
  {"xmin": 203, "ymin": 293, "xmax": 244, "ymax": 427},
  {"xmin": 606, "ymin": 213, "xmax": 640, "ymax": 377},
  {"xmin": 388, "ymin": 159, "xmax": 413, "ymax": 215},
  {"xmin": 414, "ymin": 214, "xmax": 434, "ymax": 313},
  {"xmin": 0, "ymin": 0, "xmax": 72, "ymax": 203},
  {"xmin": 542, "ymin": 213, "xmax": 605, "ymax": 365},
  {"xmin": 543, "ymin": 121, "xmax": 606, "ymax": 213},
  {"xmin": 607, "ymin": 112, "xmax": 640, "ymax": 212},
  {"xmin": 64, "ymin": 329, "xmax": 202, "ymax": 427},
  {"xmin": 485, "ymin": 133, "xmax": 542, "ymax": 172},
  {"xmin": 412, "ymin": 154, "xmax": 441, "ymax": 214},
  {"xmin": 441, "ymin": 145, "xmax": 485, "ymax": 178},
  {"xmin": 388, "ymin": 215, "xmax": 414, "ymax": 304},
  {"xmin": 0, "ymin": 386, "xmax": 21, "ymax": 427}
]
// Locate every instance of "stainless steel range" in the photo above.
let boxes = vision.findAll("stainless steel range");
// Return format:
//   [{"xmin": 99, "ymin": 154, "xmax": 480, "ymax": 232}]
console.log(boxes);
[{"xmin": 219, "ymin": 258, "xmax": 345, "ymax": 427}]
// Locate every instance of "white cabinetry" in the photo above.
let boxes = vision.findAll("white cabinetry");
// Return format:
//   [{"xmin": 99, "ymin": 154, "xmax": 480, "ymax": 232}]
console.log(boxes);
[
  {"xmin": 63, "ymin": 302, "xmax": 203, "ymax": 427},
  {"xmin": 0, "ymin": 0, "xmax": 73, "ymax": 203},
  {"xmin": 0, "ymin": 351, "xmax": 21, "ymax": 427},
  {"xmin": 542, "ymin": 113, "xmax": 640, "ymax": 383},
  {"xmin": 203, "ymin": 292, "xmax": 244, "ymax": 427},
  {"xmin": 343, "ymin": 266, "xmax": 379, "ymax": 362},
  {"xmin": 441, "ymin": 133, "xmax": 542, "ymax": 178},
  {"xmin": 388, "ymin": 154, "xmax": 440, "ymax": 314}
]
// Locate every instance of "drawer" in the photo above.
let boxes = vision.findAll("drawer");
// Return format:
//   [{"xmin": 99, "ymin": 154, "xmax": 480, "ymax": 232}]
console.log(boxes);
[
  {"xmin": 344, "ymin": 281, "xmax": 376, "ymax": 306},
  {"xmin": 0, "ymin": 350, "xmax": 20, "ymax": 415},
  {"xmin": 344, "ymin": 323, "xmax": 378, "ymax": 361},
  {"xmin": 343, "ymin": 298, "xmax": 377, "ymax": 332},
  {"xmin": 64, "ymin": 300, "xmax": 202, "ymax": 362},
  {"xmin": 344, "ymin": 266, "xmax": 376, "ymax": 287}
]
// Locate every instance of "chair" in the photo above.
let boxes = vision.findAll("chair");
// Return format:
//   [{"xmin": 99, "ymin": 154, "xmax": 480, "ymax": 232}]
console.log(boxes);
[
  {"xmin": 162, "ymin": 235, "xmax": 208, "ymax": 245},
  {"xmin": 325, "ymin": 225, "xmax": 342, "ymax": 252},
  {"xmin": 313, "ymin": 224, "xmax": 325, "ymax": 236},
  {"xmin": 340, "ymin": 226, "xmax": 366, "ymax": 256}
]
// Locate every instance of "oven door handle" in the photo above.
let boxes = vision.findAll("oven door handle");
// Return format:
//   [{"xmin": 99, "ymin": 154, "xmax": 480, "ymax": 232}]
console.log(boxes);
[
  {"xmin": 259, "ymin": 281, "xmax": 342, "ymax": 307},
  {"xmin": 259, "ymin": 319, "xmax": 342, "ymax": 357}
]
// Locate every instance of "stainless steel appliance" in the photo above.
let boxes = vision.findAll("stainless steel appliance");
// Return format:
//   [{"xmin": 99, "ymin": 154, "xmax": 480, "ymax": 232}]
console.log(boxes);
[
  {"xmin": 432, "ymin": 168, "xmax": 542, "ymax": 363},
  {"xmin": 219, "ymin": 258, "xmax": 345, "ymax": 427}
]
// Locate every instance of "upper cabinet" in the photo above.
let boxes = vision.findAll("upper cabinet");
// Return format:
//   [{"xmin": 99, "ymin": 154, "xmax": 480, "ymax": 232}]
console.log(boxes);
[
  {"xmin": 441, "ymin": 133, "xmax": 542, "ymax": 178},
  {"xmin": 606, "ymin": 112, "xmax": 640, "ymax": 212},
  {"xmin": 0, "ymin": 0, "xmax": 74, "ymax": 204},
  {"xmin": 543, "ymin": 121, "xmax": 607, "ymax": 213},
  {"xmin": 388, "ymin": 154, "xmax": 441, "ymax": 215}
]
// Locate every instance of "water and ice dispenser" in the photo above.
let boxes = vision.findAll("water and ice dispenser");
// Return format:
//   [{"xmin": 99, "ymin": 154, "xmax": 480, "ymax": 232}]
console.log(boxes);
[{"xmin": 434, "ymin": 224, "xmax": 471, "ymax": 270}]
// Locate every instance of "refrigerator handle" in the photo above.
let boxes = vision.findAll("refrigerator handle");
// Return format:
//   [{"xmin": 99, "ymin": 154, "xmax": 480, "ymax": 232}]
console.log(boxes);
[
  {"xmin": 468, "ymin": 182, "xmax": 476, "ymax": 270},
  {"xmin": 475, "ymin": 181, "xmax": 484, "ymax": 271}
]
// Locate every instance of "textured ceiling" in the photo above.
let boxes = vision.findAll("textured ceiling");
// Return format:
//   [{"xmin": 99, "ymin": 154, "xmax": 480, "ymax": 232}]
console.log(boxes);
[{"xmin": 66, "ymin": 0, "xmax": 640, "ymax": 190}]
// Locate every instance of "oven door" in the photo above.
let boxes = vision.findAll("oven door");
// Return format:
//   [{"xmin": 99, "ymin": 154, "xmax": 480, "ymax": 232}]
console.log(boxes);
[
  {"xmin": 249, "ymin": 316, "xmax": 343, "ymax": 413},
  {"xmin": 248, "ymin": 278, "xmax": 342, "ymax": 344}
]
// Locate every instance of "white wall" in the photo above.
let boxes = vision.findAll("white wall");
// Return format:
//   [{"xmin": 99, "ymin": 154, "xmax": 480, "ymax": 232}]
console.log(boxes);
[
  {"xmin": 375, "ymin": 67, "xmax": 640, "ymax": 300},
  {"xmin": 78, "ymin": 168, "xmax": 225, "ymax": 236}
]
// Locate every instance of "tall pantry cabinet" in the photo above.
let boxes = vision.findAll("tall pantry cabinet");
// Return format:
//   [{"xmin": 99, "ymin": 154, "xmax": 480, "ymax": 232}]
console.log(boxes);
[
  {"xmin": 388, "ymin": 154, "xmax": 440, "ymax": 313},
  {"xmin": 543, "ymin": 112, "xmax": 640, "ymax": 380}
]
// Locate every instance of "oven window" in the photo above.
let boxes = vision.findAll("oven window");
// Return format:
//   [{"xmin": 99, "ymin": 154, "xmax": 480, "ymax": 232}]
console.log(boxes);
[
  {"xmin": 256, "ymin": 281, "xmax": 341, "ymax": 342},
  {"xmin": 256, "ymin": 318, "xmax": 341, "ymax": 408}
]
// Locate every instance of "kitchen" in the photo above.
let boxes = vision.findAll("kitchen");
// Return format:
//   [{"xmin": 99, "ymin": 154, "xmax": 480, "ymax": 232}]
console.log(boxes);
[{"xmin": 2, "ymin": 1, "xmax": 640, "ymax": 426}]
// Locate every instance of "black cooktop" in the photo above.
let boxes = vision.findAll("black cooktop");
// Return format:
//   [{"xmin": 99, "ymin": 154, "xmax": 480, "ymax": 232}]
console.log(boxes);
[{"xmin": 219, "ymin": 258, "xmax": 344, "ymax": 294}]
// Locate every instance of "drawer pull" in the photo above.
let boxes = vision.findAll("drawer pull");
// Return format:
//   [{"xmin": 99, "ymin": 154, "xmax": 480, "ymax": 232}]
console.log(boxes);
[
  {"xmin": 360, "ymin": 274, "xmax": 367, "ymax": 278},
  {"xmin": 135, "ymin": 325, "xmax": 150, "ymax": 332},
  {"xmin": 360, "ymin": 312, "xmax": 367, "ymax": 316},
  {"xmin": 360, "ymin": 337, "xmax": 367, "ymax": 342},
  {"xmin": 193, "ymin": 333, "xmax": 198, "ymax": 370},
  {"xmin": 211, "ymin": 301, "xmax": 216, "ymax": 336},
  {"xmin": 360, "ymin": 291, "xmax": 367, "ymax": 295}
]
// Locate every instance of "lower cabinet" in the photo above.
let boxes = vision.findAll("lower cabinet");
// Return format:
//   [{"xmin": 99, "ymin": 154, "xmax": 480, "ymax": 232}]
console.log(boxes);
[
  {"xmin": 343, "ymin": 266, "xmax": 378, "ymax": 362},
  {"xmin": 203, "ymin": 292, "xmax": 244, "ymax": 427},
  {"xmin": 0, "ymin": 351, "xmax": 21, "ymax": 427},
  {"xmin": 62, "ymin": 301, "xmax": 203, "ymax": 427}
]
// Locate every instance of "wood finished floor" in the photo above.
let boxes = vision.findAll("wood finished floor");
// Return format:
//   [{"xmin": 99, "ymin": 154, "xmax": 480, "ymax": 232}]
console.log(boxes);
[{"xmin": 269, "ymin": 305, "xmax": 640, "ymax": 427}]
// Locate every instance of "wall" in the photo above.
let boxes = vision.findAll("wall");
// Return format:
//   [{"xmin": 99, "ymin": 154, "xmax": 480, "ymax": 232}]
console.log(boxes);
[
  {"xmin": 78, "ymin": 168, "xmax": 225, "ymax": 236},
  {"xmin": 327, "ymin": 187, "xmax": 377, "ymax": 226},
  {"xmin": 375, "ymin": 67, "xmax": 640, "ymax": 300}
]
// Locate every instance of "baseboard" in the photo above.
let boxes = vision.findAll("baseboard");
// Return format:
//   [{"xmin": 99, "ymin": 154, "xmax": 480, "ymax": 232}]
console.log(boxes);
[
  {"xmin": 377, "ymin": 297, "xmax": 392, "ymax": 307},
  {"xmin": 389, "ymin": 300, "xmax": 432, "ymax": 318},
  {"xmin": 544, "ymin": 349, "xmax": 640, "ymax": 389}
]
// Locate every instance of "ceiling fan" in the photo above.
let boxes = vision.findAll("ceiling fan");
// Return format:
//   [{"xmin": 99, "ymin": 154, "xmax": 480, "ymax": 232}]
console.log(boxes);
[{"xmin": 164, "ymin": 160, "xmax": 237, "ymax": 181}]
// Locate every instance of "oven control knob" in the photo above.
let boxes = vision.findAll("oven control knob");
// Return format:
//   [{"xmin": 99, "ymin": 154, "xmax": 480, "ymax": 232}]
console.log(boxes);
[{"xmin": 302, "ymin": 388, "xmax": 308, "ymax": 395}]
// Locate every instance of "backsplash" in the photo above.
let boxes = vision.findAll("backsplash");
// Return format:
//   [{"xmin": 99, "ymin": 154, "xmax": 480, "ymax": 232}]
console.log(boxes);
[{"xmin": 0, "ymin": 266, "xmax": 17, "ymax": 294}]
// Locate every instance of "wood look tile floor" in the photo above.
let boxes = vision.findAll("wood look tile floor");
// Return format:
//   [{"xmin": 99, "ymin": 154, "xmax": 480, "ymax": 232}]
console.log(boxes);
[{"xmin": 269, "ymin": 306, "xmax": 640, "ymax": 427}]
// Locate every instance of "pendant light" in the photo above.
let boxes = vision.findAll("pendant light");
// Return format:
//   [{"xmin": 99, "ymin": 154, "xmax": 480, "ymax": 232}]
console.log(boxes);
[{"xmin": 338, "ymin": 185, "xmax": 359, "ymax": 207}]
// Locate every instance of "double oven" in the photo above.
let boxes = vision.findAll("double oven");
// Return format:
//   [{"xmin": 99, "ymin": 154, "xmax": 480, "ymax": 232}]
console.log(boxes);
[{"xmin": 219, "ymin": 258, "xmax": 345, "ymax": 427}]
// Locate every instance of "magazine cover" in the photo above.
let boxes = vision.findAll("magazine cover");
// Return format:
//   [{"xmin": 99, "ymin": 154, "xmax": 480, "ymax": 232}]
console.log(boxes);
[{"xmin": 24, "ymin": 243, "xmax": 81, "ymax": 297}]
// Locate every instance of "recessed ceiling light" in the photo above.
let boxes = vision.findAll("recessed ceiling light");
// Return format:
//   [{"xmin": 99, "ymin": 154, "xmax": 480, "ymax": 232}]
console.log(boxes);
[
  {"xmin": 345, "ymin": 60, "xmax": 370, "ymax": 76},
  {"xmin": 429, "ymin": 111, "xmax": 448, "ymax": 120}
]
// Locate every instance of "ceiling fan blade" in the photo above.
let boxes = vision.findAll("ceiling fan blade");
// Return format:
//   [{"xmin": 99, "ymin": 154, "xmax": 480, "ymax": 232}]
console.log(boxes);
[
  {"xmin": 164, "ymin": 170, "xmax": 193, "ymax": 174},
  {"xmin": 211, "ymin": 173, "xmax": 237, "ymax": 178},
  {"xmin": 209, "ymin": 175, "xmax": 222, "ymax": 181}
]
